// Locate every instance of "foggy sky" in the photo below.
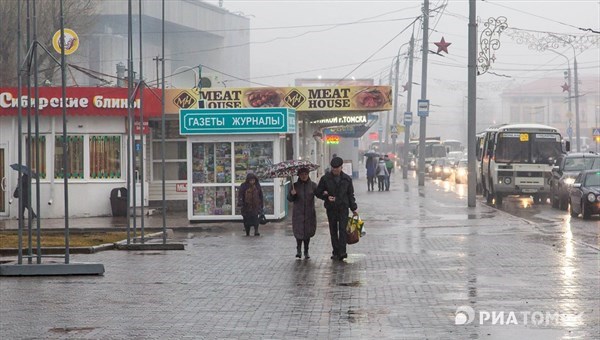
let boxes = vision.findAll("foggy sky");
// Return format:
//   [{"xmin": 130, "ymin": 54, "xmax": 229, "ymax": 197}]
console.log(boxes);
[{"xmin": 202, "ymin": 0, "xmax": 599, "ymax": 141}]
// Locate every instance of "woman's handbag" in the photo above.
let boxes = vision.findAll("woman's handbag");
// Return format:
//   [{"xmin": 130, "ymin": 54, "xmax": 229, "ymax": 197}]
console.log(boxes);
[
  {"xmin": 346, "ymin": 215, "xmax": 364, "ymax": 245},
  {"xmin": 259, "ymin": 213, "xmax": 268, "ymax": 225}
]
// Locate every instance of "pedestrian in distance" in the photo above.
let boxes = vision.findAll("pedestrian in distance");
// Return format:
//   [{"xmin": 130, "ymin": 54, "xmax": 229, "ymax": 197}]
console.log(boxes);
[
  {"xmin": 13, "ymin": 173, "xmax": 36, "ymax": 219},
  {"xmin": 238, "ymin": 173, "xmax": 264, "ymax": 236},
  {"xmin": 365, "ymin": 156, "xmax": 377, "ymax": 191},
  {"xmin": 287, "ymin": 167, "xmax": 318, "ymax": 259},
  {"xmin": 375, "ymin": 157, "xmax": 389, "ymax": 192},
  {"xmin": 384, "ymin": 154, "xmax": 394, "ymax": 191},
  {"xmin": 316, "ymin": 156, "xmax": 358, "ymax": 261}
]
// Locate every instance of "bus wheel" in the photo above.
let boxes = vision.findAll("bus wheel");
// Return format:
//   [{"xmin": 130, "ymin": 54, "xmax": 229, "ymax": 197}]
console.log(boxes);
[
  {"xmin": 558, "ymin": 197, "xmax": 568, "ymax": 211},
  {"xmin": 494, "ymin": 194, "xmax": 503, "ymax": 206},
  {"xmin": 551, "ymin": 195, "xmax": 559, "ymax": 209},
  {"xmin": 486, "ymin": 191, "xmax": 494, "ymax": 204}
]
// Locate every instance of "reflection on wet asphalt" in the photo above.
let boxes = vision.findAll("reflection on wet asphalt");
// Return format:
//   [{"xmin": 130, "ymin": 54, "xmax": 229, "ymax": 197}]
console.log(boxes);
[{"xmin": 0, "ymin": 173, "xmax": 597, "ymax": 339}]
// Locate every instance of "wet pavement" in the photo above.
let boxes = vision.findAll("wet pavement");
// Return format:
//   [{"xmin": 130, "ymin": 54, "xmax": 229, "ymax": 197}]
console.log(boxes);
[{"xmin": 0, "ymin": 172, "xmax": 598, "ymax": 339}]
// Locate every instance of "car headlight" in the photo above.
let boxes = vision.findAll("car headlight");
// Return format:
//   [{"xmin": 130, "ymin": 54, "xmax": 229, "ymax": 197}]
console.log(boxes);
[
  {"xmin": 563, "ymin": 177, "xmax": 575, "ymax": 185},
  {"xmin": 504, "ymin": 177, "xmax": 512, "ymax": 185},
  {"xmin": 435, "ymin": 167, "xmax": 441, "ymax": 172},
  {"xmin": 443, "ymin": 168, "xmax": 450, "ymax": 173},
  {"xmin": 587, "ymin": 193, "xmax": 596, "ymax": 202}
]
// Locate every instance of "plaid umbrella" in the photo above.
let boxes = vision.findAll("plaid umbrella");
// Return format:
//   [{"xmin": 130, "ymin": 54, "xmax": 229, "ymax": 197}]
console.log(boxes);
[{"xmin": 260, "ymin": 160, "xmax": 319, "ymax": 179}]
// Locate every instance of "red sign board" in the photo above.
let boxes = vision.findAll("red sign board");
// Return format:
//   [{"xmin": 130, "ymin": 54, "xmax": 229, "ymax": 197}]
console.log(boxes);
[{"xmin": 0, "ymin": 87, "xmax": 163, "ymax": 117}]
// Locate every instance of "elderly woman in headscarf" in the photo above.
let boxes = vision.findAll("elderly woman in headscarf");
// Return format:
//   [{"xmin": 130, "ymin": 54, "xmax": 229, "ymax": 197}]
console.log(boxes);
[
  {"xmin": 287, "ymin": 167, "xmax": 318, "ymax": 259},
  {"xmin": 238, "ymin": 173, "xmax": 264, "ymax": 236}
]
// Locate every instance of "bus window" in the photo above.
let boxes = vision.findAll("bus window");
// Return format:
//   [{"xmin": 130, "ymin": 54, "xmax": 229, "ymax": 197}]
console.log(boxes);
[
  {"xmin": 495, "ymin": 133, "xmax": 529, "ymax": 163},
  {"xmin": 532, "ymin": 134, "xmax": 562, "ymax": 164}
]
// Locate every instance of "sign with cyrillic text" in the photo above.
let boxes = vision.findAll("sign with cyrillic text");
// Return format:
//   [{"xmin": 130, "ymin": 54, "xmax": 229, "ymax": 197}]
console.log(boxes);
[{"xmin": 179, "ymin": 108, "xmax": 296, "ymax": 135}]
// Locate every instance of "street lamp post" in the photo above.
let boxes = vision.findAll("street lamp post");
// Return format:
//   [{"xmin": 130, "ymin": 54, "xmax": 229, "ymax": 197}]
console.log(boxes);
[{"xmin": 546, "ymin": 49, "xmax": 573, "ymax": 146}]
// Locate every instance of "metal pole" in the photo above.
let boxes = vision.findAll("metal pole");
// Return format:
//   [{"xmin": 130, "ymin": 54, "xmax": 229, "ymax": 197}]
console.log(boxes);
[
  {"xmin": 467, "ymin": 0, "xmax": 477, "ymax": 207},
  {"xmin": 126, "ymin": 0, "xmax": 133, "ymax": 243},
  {"xmin": 59, "ymin": 0, "xmax": 70, "ymax": 263},
  {"xmin": 573, "ymin": 56, "xmax": 581, "ymax": 152},
  {"xmin": 392, "ymin": 55, "xmax": 400, "ymax": 157},
  {"xmin": 32, "ymin": 0, "xmax": 42, "ymax": 263},
  {"xmin": 161, "ymin": 0, "xmax": 167, "ymax": 243},
  {"xmin": 403, "ymin": 34, "xmax": 415, "ymax": 179},
  {"xmin": 417, "ymin": 0, "xmax": 429, "ymax": 187},
  {"xmin": 25, "ymin": 0, "xmax": 33, "ymax": 264},
  {"xmin": 16, "ymin": 0, "xmax": 23, "ymax": 265},
  {"xmin": 138, "ymin": 0, "xmax": 146, "ymax": 243}
]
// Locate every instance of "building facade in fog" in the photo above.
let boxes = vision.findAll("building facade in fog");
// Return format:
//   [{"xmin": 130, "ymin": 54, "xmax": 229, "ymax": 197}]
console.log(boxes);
[{"xmin": 501, "ymin": 75, "xmax": 600, "ymax": 151}]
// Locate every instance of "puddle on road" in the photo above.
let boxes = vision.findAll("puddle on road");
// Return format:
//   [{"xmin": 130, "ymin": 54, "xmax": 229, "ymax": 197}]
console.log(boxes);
[
  {"xmin": 337, "ymin": 280, "xmax": 362, "ymax": 287},
  {"xmin": 49, "ymin": 327, "xmax": 95, "ymax": 335}
]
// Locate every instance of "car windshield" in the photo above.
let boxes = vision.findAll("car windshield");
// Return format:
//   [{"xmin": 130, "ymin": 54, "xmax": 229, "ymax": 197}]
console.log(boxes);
[
  {"xmin": 564, "ymin": 157, "xmax": 600, "ymax": 171},
  {"xmin": 458, "ymin": 160, "xmax": 468, "ymax": 167},
  {"xmin": 584, "ymin": 172, "xmax": 600, "ymax": 187}
]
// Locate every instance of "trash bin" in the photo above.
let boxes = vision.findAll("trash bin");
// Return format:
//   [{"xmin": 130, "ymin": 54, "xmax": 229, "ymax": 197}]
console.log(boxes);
[{"xmin": 110, "ymin": 187, "xmax": 128, "ymax": 217}]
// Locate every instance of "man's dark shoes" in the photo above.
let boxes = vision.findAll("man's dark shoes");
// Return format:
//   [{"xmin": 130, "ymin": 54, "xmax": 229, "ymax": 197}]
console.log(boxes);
[
  {"xmin": 304, "ymin": 251, "xmax": 310, "ymax": 259},
  {"xmin": 339, "ymin": 253, "xmax": 348, "ymax": 260}
]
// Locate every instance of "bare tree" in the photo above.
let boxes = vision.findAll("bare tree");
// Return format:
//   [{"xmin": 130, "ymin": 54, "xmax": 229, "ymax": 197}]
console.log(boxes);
[{"xmin": 0, "ymin": 0, "xmax": 98, "ymax": 87}]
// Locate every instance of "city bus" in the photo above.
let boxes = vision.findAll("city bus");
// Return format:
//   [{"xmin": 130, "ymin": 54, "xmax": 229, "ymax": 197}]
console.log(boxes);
[
  {"xmin": 443, "ymin": 139, "xmax": 463, "ymax": 153},
  {"xmin": 480, "ymin": 124, "xmax": 565, "ymax": 205},
  {"xmin": 408, "ymin": 137, "xmax": 446, "ymax": 172}
]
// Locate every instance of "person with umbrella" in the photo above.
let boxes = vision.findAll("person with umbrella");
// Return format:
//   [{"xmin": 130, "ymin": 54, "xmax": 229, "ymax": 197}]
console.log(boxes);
[
  {"xmin": 238, "ymin": 173, "xmax": 264, "ymax": 236},
  {"xmin": 287, "ymin": 167, "xmax": 318, "ymax": 259},
  {"xmin": 11, "ymin": 164, "xmax": 37, "ymax": 219},
  {"xmin": 315, "ymin": 156, "xmax": 358, "ymax": 261}
]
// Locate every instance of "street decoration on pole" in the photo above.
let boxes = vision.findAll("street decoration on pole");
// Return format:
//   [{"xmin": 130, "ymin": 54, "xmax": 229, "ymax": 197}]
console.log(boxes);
[
  {"xmin": 477, "ymin": 16, "xmax": 508, "ymax": 76},
  {"xmin": 505, "ymin": 29, "xmax": 599, "ymax": 151},
  {"xmin": 434, "ymin": 37, "xmax": 452, "ymax": 54}
]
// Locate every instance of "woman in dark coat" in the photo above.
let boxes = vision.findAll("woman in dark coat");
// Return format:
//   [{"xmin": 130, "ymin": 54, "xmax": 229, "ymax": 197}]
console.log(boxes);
[
  {"xmin": 365, "ymin": 156, "xmax": 376, "ymax": 191},
  {"xmin": 287, "ymin": 167, "xmax": 317, "ymax": 259},
  {"xmin": 238, "ymin": 173, "xmax": 264, "ymax": 236}
]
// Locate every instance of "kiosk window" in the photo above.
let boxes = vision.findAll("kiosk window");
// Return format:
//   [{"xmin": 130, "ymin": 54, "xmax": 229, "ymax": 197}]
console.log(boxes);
[
  {"xmin": 25, "ymin": 136, "xmax": 47, "ymax": 179},
  {"xmin": 55, "ymin": 135, "xmax": 84, "ymax": 179},
  {"xmin": 192, "ymin": 186, "xmax": 233, "ymax": 216},
  {"xmin": 191, "ymin": 142, "xmax": 232, "ymax": 184},
  {"xmin": 234, "ymin": 142, "xmax": 274, "ymax": 182},
  {"xmin": 89, "ymin": 136, "xmax": 121, "ymax": 179}
]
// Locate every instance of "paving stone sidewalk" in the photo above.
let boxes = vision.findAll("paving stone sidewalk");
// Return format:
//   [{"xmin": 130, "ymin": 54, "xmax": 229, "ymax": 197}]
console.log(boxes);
[{"xmin": 0, "ymin": 174, "xmax": 598, "ymax": 339}]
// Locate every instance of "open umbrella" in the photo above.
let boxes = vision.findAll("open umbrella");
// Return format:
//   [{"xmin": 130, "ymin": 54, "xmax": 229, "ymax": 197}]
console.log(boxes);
[
  {"xmin": 260, "ymin": 160, "xmax": 319, "ymax": 179},
  {"xmin": 10, "ymin": 163, "xmax": 37, "ymax": 178},
  {"xmin": 364, "ymin": 150, "xmax": 378, "ymax": 158}
]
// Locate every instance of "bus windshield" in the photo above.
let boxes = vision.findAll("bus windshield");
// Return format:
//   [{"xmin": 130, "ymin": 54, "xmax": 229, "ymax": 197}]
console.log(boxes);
[{"xmin": 495, "ymin": 132, "xmax": 562, "ymax": 164}]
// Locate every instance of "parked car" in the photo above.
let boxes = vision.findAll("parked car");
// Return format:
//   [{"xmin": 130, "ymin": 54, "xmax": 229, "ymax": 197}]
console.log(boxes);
[
  {"xmin": 454, "ymin": 159, "xmax": 468, "ymax": 184},
  {"xmin": 550, "ymin": 152, "xmax": 600, "ymax": 210},
  {"xmin": 568, "ymin": 170, "xmax": 600, "ymax": 220}
]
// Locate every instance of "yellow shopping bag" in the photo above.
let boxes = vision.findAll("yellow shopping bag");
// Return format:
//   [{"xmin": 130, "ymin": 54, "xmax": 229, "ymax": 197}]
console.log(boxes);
[{"xmin": 346, "ymin": 215, "xmax": 364, "ymax": 245}]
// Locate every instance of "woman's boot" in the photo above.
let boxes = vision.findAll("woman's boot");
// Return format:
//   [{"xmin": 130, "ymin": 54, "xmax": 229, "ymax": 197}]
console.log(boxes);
[
  {"xmin": 244, "ymin": 225, "xmax": 250, "ymax": 236},
  {"xmin": 304, "ymin": 240, "xmax": 310, "ymax": 259},
  {"xmin": 254, "ymin": 225, "xmax": 260, "ymax": 236},
  {"xmin": 296, "ymin": 245, "xmax": 302, "ymax": 258}
]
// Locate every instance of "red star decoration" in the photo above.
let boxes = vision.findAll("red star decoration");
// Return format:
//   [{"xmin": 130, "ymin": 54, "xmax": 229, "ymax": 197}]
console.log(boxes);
[
  {"xmin": 561, "ymin": 82, "xmax": 570, "ymax": 92},
  {"xmin": 402, "ymin": 82, "xmax": 409, "ymax": 92},
  {"xmin": 434, "ymin": 37, "xmax": 452, "ymax": 54}
]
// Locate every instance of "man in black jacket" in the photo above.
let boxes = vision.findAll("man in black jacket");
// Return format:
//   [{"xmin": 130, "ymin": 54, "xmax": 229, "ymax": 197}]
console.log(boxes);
[{"xmin": 316, "ymin": 156, "xmax": 358, "ymax": 260}]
